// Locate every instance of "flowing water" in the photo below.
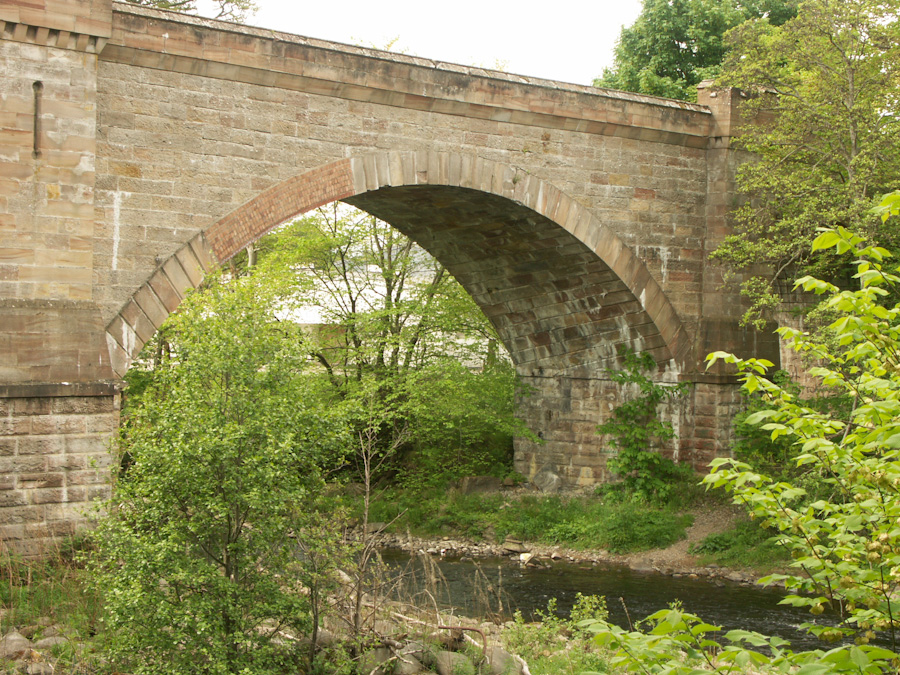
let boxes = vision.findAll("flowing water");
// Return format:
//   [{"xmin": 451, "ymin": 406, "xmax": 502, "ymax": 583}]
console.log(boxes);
[{"xmin": 380, "ymin": 550, "xmax": 835, "ymax": 651}]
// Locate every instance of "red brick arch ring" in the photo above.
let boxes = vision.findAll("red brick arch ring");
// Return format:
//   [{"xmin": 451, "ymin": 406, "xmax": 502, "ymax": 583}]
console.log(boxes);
[{"xmin": 104, "ymin": 151, "xmax": 692, "ymax": 378}]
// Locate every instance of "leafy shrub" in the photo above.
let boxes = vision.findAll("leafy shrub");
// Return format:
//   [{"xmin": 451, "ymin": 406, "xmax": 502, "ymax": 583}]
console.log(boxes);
[
  {"xmin": 502, "ymin": 595, "xmax": 610, "ymax": 674},
  {"xmin": 92, "ymin": 275, "xmax": 349, "ymax": 675},
  {"xmin": 597, "ymin": 349, "xmax": 693, "ymax": 503}
]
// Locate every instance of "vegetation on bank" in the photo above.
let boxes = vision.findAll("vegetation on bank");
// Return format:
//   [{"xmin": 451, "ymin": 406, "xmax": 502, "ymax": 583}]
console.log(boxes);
[{"xmin": 365, "ymin": 489, "xmax": 696, "ymax": 554}]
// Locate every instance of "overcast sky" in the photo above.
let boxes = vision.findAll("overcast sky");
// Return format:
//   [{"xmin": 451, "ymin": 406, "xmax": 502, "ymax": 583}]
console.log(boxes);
[{"xmin": 197, "ymin": 0, "xmax": 645, "ymax": 87}]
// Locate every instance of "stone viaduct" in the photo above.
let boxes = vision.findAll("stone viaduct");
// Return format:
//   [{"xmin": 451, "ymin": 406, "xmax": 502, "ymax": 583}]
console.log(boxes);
[{"xmin": 0, "ymin": 0, "xmax": 777, "ymax": 553}]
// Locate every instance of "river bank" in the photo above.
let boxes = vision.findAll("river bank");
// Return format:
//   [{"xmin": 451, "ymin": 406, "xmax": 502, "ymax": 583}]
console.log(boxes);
[{"xmin": 366, "ymin": 502, "xmax": 777, "ymax": 588}]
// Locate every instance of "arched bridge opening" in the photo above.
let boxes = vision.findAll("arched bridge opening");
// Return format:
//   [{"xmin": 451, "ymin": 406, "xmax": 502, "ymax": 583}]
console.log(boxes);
[{"xmin": 106, "ymin": 152, "xmax": 707, "ymax": 488}]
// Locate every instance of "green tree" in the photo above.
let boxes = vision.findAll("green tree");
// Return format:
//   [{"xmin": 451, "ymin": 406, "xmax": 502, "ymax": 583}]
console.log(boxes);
[
  {"xmin": 595, "ymin": 0, "xmax": 796, "ymax": 101},
  {"xmin": 260, "ymin": 205, "xmax": 501, "ymax": 390},
  {"xmin": 711, "ymin": 0, "xmax": 900, "ymax": 326},
  {"xmin": 256, "ymin": 205, "xmax": 525, "ymax": 482},
  {"xmin": 92, "ymin": 273, "xmax": 346, "ymax": 675},
  {"xmin": 124, "ymin": 0, "xmax": 256, "ymax": 22},
  {"xmin": 577, "ymin": 205, "xmax": 900, "ymax": 674},
  {"xmin": 706, "ymin": 220, "xmax": 900, "ymax": 649}
]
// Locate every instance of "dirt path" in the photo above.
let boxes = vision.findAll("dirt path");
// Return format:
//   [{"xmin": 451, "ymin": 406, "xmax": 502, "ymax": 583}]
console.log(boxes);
[{"xmin": 611, "ymin": 503, "xmax": 743, "ymax": 572}]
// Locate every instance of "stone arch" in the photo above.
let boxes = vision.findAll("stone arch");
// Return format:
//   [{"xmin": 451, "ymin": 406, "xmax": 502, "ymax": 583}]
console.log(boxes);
[{"xmin": 104, "ymin": 151, "xmax": 692, "ymax": 378}]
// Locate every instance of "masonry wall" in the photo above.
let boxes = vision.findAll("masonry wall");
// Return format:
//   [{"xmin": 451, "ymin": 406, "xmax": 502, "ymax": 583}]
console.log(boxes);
[
  {"xmin": 91, "ymin": 3, "xmax": 716, "ymax": 349},
  {"xmin": 0, "ymin": 1, "xmax": 119, "ymax": 552},
  {"xmin": 0, "ymin": 390, "xmax": 117, "ymax": 556}
]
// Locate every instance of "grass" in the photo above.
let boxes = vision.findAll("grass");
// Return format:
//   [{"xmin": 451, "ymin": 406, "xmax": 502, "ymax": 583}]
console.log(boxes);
[
  {"xmin": 364, "ymin": 489, "xmax": 694, "ymax": 554},
  {"xmin": 690, "ymin": 517, "xmax": 790, "ymax": 570},
  {"xmin": 0, "ymin": 539, "xmax": 104, "ymax": 674},
  {"xmin": 501, "ymin": 595, "xmax": 611, "ymax": 674}
]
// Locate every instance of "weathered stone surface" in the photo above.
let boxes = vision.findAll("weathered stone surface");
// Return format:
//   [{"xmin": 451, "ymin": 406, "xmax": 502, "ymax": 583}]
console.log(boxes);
[
  {"xmin": 501, "ymin": 538, "xmax": 528, "ymax": 554},
  {"xmin": 531, "ymin": 465, "xmax": 562, "ymax": 494},
  {"xmin": 0, "ymin": 630, "xmax": 32, "ymax": 660},
  {"xmin": 458, "ymin": 476, "xmax": 503, "ymax": 494},
  {"xmin": 33, "ymin": 635, "xmax": 68, "ymax": 649},
  {"xmin": 394, "ymin": 651, "xmax": 425, "ymax": 674},
  {"xmin": 434, "ymin": 651, "xmax": 476, "ymax": 675},
  {"xmin": 487, "ymin": 645, "xmax": 522, "ymax": 675},
  {"xmin": 359, "ymin": 646, "xmax": 393, "ymax": 675},
  {"xmin": 402, "ymin": 640, "xmax": 435, "ymax": 667}
]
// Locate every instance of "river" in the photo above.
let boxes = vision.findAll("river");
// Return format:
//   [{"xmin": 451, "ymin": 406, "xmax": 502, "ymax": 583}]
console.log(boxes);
[{"xmin": 380, "ymin": 550, "xmax": 835, "ymax": 651}]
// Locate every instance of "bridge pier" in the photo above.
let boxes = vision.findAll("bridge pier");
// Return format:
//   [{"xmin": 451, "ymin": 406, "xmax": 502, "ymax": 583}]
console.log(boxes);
[
  {"xmin": 515, "ymin": 374, "xmax": 743, "ymax": 487},
  {"xmin": 0, "ymin": 384, "xmax": 117, "ymax": 556}
]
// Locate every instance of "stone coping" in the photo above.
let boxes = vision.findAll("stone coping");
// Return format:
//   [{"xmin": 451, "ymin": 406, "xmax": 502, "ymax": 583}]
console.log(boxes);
[
  {"xmin": 109, "ymin": 1, "xmax": 709, "ymax": 114},
  {"xmin": 0, "ymin": 381, "xmax": 122, "ymax": 399}
]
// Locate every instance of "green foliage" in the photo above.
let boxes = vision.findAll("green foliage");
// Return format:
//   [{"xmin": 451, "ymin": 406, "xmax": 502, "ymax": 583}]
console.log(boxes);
[
  {"xmin": 253, "ymin": 205, "xmax": 528, "ymax": 484},
  {"xmin": 502, "ymin": 596, "xmax": 610, "ymax": 674},
  {"xmin": 706, "ymin": 217, "xmax": 900, "ymax": 651},
  {"xmin": 581, "ymin": 603, "xmax": 900, "ymax": 674},
  {"xmin": 579, "ymin": 604, "xmax": 802, "ymax": 675},
  {"xmin": 543, "ymin": 507, "xmax": 691, "ymax": 554},
  {"xmin": 0, "ymin": 542, "xmax": 101, "ymax": 646},
  {"xmin": 595, "ymin": 0, "xmax": 796, "ymax": 101},
  {"xmin": 732, "ymin": 370, "xmax": 853, "ymax": 488},
  {"xmin": 365, "ymin": 490, "xmax": 693, "ymax": 553},
  {"xmin": 92, "ymin": 273, "xmax": 348, "ymax": 675},
  {"xmin": 123, "ymin": 0, "xmax": 256, "ymax": 22},
  {"xmin": 712, "ymin": 0, "xmax": 900, "ymax": 326},
  {"xmin": 597, "ymin": 349, "xmax": 693, "ymax": 503},
  {"xmin": 571, "ymin": 206, "xmax": 900, "ymax": 673},
  {"xmin": 258, "ymin": 206, "xmax": 502, "ymax": 388},
  {"xmin": 690, "ymin": 518, "xmax": 789, "ymax": 569},
  {"xmin": 395, "ymin": 360, "xmax": 524, "ymax": 490},
  {"xmin": 730, "ymin": 370, "xmax": 804, "ymax": 479}
]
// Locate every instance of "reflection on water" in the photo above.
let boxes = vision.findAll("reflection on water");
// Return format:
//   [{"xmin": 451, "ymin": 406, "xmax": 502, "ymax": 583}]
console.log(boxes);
[{"xmin": 380, "ymin": 549, "xmax": 833, "ymax": 651}]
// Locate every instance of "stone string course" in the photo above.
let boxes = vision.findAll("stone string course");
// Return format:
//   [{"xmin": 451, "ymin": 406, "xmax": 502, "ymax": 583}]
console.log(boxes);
[{"xmin": 0, "ymin": 0, "xmax": 772, "ymax": 552}]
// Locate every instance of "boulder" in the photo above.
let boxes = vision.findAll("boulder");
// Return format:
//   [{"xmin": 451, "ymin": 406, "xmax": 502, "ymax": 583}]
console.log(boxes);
[
  {"xmin": 487, "ymin": 645, "xmax": 522, "ymax": 675},
  {"xmin": 33, "ymin": 636, "xmax": 68, "ymax": 650},
  {"xmin": 359, "ymin": 646, "xmax": 393, "ymax": 675},
  {"xmin": 402, "ymin": 641, "xmax": 435, "ymax": 667},
  {"xmin": 394, "ymin": 651, "xmax": 425, "ymax": 674},
  {"xmin": 532, "ymin": 466, "xmax": 561, "ymax": 493},
  {"xmin": 458, "ymin": 476, "xmax": 503, "ymax": 494},
  {"xmin": 0, "ymin": 630, "xmax": 32, "ymax": 660},
  {"xmin": 25, "ymin": 664, "xmax": 56, "ymax": 675},
  {"xmin": 501, "ymin": 538, "xmax": 527, "ymax": 554},
  {"xmin": 435, "ymin": 650, "xmax": 476, "ymax": 675},
  {"xmin": 19, "ymin": 625, "xmax": 41, "ymax": 640}
]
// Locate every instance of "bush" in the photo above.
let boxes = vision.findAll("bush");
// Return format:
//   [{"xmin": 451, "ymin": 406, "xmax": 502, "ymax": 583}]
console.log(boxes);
[
  {"xmin": 92, "ymin": 275, "xmax": 348, "ymax": 675},
  {"xmin": 597, "ymin": 349, "xmax": 692, "ymax": 503},
  {"xmin": 572, "ymin": 213, "xmax": 900, "ymax": 675},
  {"xmin": 502, "ymin": 595, "xmax": 610, "ymax": 674}
]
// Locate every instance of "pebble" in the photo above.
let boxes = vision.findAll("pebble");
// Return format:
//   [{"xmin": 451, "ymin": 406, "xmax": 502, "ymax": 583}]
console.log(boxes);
[{"xmin": 360, "ymin": 528, "xmax": 769, "ymax": 586}]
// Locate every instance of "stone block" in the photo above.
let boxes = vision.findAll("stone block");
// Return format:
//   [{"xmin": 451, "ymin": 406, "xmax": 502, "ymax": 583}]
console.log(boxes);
[{"xmin": 31, "ymin": 488, "xmax": 65, "ymax": 505}]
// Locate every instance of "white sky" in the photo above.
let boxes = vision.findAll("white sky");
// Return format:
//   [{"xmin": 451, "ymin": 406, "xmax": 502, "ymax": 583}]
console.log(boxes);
[{"xmin": 197, "ymin": 0, "xmax": 644, "ymax": 87}]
